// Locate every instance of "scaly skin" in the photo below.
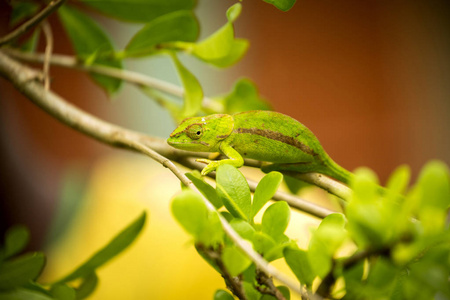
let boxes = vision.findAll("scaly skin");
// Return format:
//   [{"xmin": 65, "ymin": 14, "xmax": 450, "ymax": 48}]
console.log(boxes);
[{"xmin": 167, "ymin": 110, "xmax": 353, "ymax": 184}]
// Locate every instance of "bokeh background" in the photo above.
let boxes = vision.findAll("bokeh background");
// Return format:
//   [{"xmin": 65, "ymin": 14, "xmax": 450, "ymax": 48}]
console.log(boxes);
[{"xmin": 1, "ymin": 0, "xmax": 449, "ymax": 299}]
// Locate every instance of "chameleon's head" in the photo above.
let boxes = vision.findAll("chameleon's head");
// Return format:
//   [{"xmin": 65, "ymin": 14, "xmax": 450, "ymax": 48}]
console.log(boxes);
[{"xmin": 167, "ymin": 114, "xmax": 234, "ymax": 152}]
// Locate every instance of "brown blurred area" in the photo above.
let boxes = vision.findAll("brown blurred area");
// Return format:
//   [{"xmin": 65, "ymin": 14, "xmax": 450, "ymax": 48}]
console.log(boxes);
[{"xmin": 1, "ymin": 0, "xmax": 449, "ymax": 248}]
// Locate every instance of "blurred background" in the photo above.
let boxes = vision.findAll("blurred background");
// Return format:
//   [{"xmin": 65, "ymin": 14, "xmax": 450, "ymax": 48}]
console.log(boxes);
[{"xmin": 0, "ymin": 0, "xmax": 449, "ymax": 299}]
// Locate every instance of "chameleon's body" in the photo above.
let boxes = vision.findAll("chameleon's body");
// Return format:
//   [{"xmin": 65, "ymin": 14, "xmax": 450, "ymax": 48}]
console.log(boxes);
[{"xmin": 167, "ymin": 110, "xmax": 352, "ymax": 184}]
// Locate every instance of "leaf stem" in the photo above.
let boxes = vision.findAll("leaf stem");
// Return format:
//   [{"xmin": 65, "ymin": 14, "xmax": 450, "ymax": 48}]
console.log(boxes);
[{"xmin": 0, "ymin": 0, "xmax": 66, "ymax": 46}]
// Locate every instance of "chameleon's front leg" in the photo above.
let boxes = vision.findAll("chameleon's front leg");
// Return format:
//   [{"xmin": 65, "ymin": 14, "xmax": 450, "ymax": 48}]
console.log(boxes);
[{"xmin": 196, "ymin": 143, "xmax": 244, "ymax": 175}]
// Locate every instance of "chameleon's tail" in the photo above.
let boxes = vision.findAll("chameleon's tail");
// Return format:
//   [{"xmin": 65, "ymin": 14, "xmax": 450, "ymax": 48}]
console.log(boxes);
[{"xmin": 319, "ymin": 157, "xmax": 353, "ymax": 185}]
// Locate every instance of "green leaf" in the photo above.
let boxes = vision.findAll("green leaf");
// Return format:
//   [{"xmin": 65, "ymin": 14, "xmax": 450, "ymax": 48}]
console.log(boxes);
[
  {"xmin": 10, "ymin": 1, "xmax": 39, "ymax": 27},
  {"xmin": 230, "ymin": 219, "xmax": 255, "ymax": 241},
  {"xmin": 213, "ymin": 289, "xmax": 235, "ymax": 300},
  {"xmin": 0, "ymin": 252, "xmax": 45, "ymax": 290},
  {"xmin": 171, "ymin": 190, "xmax": 208, "ymax": 237},
  {"xmin": 242, "ymin": 282, "xmax": 260, "ymax": 300},
  {"xmin": 386, "ymin": 165, "xmax": 411, "ymax": 195},
  {"xmin": 172, "ymin": 190, "xmax": 223, "ymax": 245},
  {"xmin": 252, "ymin": 171, "xmax": 283, "ymax": 219},
  {"xmin": 283, "ymin": 175, "xmax": 310, "ymax": 195},
  {"xmin": 186, "ymin": 171, "xmax": 222, "ymax": 209},
  {"xmin": 252, "ymin": 231, "xmax": 275, "ymax": 257},
  {"xmin": 74, "ymin": 273, "xmax": 98, "ymax": 300},
  {"xmin": 417, "ymin": 160, "xmax": 450, "ymax": 211},
  {"xmin": 283, "ymin": 247, "xmax": 315, "ymax": 286},
  {"xmin": 50, "ymin": 283, "xmax": 76, "ymax": 300},
  {"xmin": 261, "ymin": 286, "xmax": 290, "ymax": 300},
  {"xmin": 214, "ymin": 78, "xmax": 271, "ymax": 114},
  {"xmin": 57, "ymin": 212, "xmax": 146, "ymax": 283},
  {"xmin": 263, "ymin": 0, "xmax": 296, "ymax": 11},
  {"xmin": 216, "ymin": 165, "xmax": 252, "ymax": 220},
  {"xmin": 58, "ymin": 5, "xmax": 122, "ymax": 94},
  {"xmin": 123, "ymin": 10, "xmax": 199, "ymax": 58},
  {"xmin": 170, "ymin": 53, "xmax": 203, "ymax": 119},
  {"xmin": 308, "ymin": 213, "xmax": 347, "ymax": 278},
  {"xmin": 261, "ymin": 201, "xmax": 290, "ymax": 241},
  {"xmin": 346, "ymin": 168, "xmax": 390, "ymax": 248},
  {"xmin": 80, "ymin": 0, "xmax": 196, "ymax": 23},
  {"xmin": 190, "ymin": 3, "xmax": 248, "ymax": 67},
  {"xmin": 3, "ymin": 225, "xmax": 29, "ymax": 259},
  {"xmin": 222, "ymin": 246, "xmax": 251, "ymax": 277},
  {"xmin": 0, "ymin": 288, "xmax": 53, "ymax": 300}
]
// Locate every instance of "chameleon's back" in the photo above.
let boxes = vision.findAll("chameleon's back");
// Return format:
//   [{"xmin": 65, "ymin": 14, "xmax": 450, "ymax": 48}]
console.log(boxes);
[{"xmin": 229, "ymin": 110, "xmax": 325, "ymax": 164}]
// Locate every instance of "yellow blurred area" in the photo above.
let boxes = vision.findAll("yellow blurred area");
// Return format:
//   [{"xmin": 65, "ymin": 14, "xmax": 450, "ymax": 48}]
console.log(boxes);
[
  {"xmin": 41, "ymin": 154, "xmax": 224, "ymax": 299},
  {"xmin": 40, "ymin": 154, "xmax": 328, "ymax": 299}
]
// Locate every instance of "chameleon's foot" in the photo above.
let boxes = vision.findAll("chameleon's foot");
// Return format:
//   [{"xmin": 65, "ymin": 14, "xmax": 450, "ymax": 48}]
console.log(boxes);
[{"xmin": 196, "ymin": 159, "xmax": 220, "ymax": 176}]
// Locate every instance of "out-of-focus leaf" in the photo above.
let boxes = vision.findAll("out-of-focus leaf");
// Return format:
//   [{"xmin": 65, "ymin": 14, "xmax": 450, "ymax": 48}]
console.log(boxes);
[
  {"xmin": 252, "ymin": 171, "xmax": 283, "ymax": 219},
  {"xmin": 252, "ymin": 231, "xmax": 275, "ymax": 256},
  {"xmin": 57, "ymin": 212, "xmax": 146, "ymax": 283},
  {"xmin": 263, "ymin": 0, "xmax": 296, "ymax": 11},
  {"xmin": 186, "ymin": 171, "xmax": 222, "ymax": 209},
  {"xmin": 386, "ymin": 165, "xmax": 411, "ymax": 195},
  {"xmin": 230, "ymin": 219, "xmax": 255, "ymax": 241},
  {"xmin": 213, "ymin": 289, "xmax": 235, "ymax": 300},
  {"xmin": 80, "ymin": 0, "xmax": 195, "ymax": 23},
  {"xmin": 261, "ymin": 201, "xmax": 290, "ymax": 241},
  {"xmin": 172, "ymin": 190, "xmax": 223, "ymax": 245},
  {"xmin": 123, "ymin": 11, "xmax": 198, "ymax": 57},
  {"xmin": 20, "ymin": 28, "xmax": 40, "ymax": 52},
  {"xmin": 2, "ymin": 225, "xmax": 29, "ymax": 259},
  {"xmin": 46, "ymin": 167, "xmax": 87, "ymax": 245},
  {"xmin": 242, "ymin": 282, "xmax": 260, "ymax": 299},
  {"xmin": 214, "ymin": 78, "xmax": 271, "ymax": 114},
  {"xmin": 222, "ymin": 245, "xmax": 251, "ymax": 277},
  {"xmin": 50, "ymin": 283, "xmax": 76, "ymax": 300},
  {"xmin": 170, "ymin": 53, "xmax": 203, "ymax": 118},
  {"xmin": 308, "ymin": 213, "xmax": 347, "ymax": 278},
  {"xmin": 261, "ymin": 286, "xmax": 290, "ymax": 300},
  {"xmin": 172, "ymin": 190, "xmax": 208, "ymax": 237},
  {"xmin": 10, "ymin": 1, "xmax": 39, "ymax": 27},
  {"xmin": 0, "ymin": 252, "xmax": 45, "ymax": 290},
  {"xmin": 0, "ymin": 288, "xmax": 53, "ymax": 300},
  {"xmin": 75, "ymin": 272, "xmax": 98, "ymax": 299},
  {"xmin": 216, "ymin": 165, "xmax": 252, "ymax": 220},
  {"xmin": 284, "ymin": 247, "xmax": 315, "ymax": 286},
  {"xmin": 58, "ymin": 5, "xmax": 122, "ymax": 94},
  {"xmin": 283, "ymin": 175, "xmax": 310, "ymax": 195}
]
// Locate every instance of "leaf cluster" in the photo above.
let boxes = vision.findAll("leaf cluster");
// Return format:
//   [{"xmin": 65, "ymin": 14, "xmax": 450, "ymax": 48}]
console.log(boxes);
[
  {"xmin": 172, "ymin": 161, "xmax": 450, "ymax": 299},
  {"xmin": 0, "ymin": 212, "xmax": 146, "ymax": 300}
]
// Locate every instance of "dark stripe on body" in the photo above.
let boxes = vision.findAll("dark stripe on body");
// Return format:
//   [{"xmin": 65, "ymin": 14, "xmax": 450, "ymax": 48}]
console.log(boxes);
[{"xmin": 234, "ymin": 128, "xmax": 316, "ymax": 156}]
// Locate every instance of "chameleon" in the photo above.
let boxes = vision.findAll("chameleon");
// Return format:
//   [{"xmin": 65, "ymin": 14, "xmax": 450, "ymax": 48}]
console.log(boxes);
[{"xmin": 167, "ymin": 110, "xmax": 353, "ymax": 184}]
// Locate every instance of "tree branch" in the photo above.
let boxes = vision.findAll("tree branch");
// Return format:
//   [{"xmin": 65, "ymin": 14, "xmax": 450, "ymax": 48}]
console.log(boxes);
[
  {"xmin": 0, "ymin": 0, "xmax": 66, "ymax": 46},
  {"xmin": 0, "ymin": 50, "xmax": 321, "ymax": 300}
]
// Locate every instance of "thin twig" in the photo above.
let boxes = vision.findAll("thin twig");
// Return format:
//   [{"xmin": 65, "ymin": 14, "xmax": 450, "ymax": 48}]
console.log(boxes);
[
  {"xmin": 0, "ymin": 0, "xmax": 66, "ymax": 46},
  {"xmin": 41, "ymin": 21, "xmax": 53, "ymax": 90},
  {"xmin": 0, "ymin": 51, "xmax": 320, "ymax": 300}
]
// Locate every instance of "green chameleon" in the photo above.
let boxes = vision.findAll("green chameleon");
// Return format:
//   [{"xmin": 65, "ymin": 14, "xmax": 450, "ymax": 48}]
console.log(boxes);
[{"xmin": 167, "ymin": 110, "xmax": 353, "ymax": 184}]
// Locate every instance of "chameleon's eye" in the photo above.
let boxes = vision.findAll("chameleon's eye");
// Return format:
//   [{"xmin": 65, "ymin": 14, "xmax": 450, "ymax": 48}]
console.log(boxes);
[{"xmin": 186, "ymin": 124, "xmax": 203, "ymax": 140}]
